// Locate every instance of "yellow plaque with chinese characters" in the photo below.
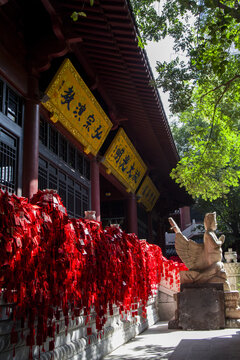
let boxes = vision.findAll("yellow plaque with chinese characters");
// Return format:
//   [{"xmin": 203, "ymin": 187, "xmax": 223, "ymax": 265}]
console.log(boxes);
[
  {"xmin": 42, "ymin": 59, "xmax": 112, "ymax": 156},
  {"xmin": 137, "ymin": 176, "xmax": 160, "ymax": 211},
  {"xmin": 102, "ymin": 128, "xmax": 147, "ymax": 193}
]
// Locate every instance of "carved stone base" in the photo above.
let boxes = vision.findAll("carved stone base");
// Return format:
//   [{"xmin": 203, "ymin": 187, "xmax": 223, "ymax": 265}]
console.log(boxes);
[
  {"xmin": 169, "ymin": 287, "xmax": 240, "ymax": 330},
  {"xmin": 224, "ymin": 291, "xmax": 240, "ymax": 320},
  {"xmin": 168, "ymin": 283, "xmax": 225, "ymax": 330},
  {"xmin": 225, "ymin": 318, "xmax": 240, "ymax": 328},
  {"xmin": 180, "ymin": 270, "xmax": 230, "ymax": 291},
  {"xmin": 224, "ymin": 263, "xmax": 240, "ymax": 296},
  {"xmin": 224, "ymin": 290, "xmax": 240, "ymax": 329}
]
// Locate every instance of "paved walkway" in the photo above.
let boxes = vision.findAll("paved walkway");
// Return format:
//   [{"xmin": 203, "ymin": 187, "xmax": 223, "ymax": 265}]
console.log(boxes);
[{"xmin": 104, "ymin": 322, "xmax": 240, "ymax": 360}]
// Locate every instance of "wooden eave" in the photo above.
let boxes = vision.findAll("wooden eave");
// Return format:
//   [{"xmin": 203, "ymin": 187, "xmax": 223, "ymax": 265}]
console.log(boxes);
[
  {"xmin": 41, "ymin": 0, "xmax": 191, "ymax": 207},
  {"xmin": 0, "ymin": 0, "xmax": 191, "ymax": 208}
]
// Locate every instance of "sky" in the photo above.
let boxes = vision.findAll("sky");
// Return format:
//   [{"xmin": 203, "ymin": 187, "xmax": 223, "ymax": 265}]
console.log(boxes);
[
  {"xmin": 144, "ymin": 5, "xmax": 193, "ymax": 122},
  {"xmin": 145, "ymin": 37, "xmax": 175, "ymax": 120}
]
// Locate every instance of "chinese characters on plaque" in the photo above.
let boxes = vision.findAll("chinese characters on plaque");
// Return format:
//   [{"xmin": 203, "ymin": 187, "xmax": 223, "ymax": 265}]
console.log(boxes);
[
  {"xmin": 137, "ymin": 176, "xmax": 160, "ymax": 211},
  {"xmin": 103, "ymin": 128, "xmax": 147, "ymax": 193},
  {"xmin": 42, "ymin": 59, "xmax": 159, "ymax": 208},
  {"xmin": 42, "ymin": 59, "xmax": 112, "ymax": 156}
]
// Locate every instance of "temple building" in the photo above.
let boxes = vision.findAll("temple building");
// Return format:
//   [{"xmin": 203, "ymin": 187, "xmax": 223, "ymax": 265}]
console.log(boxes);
[{"xmin": 0, "ymin": 0, "xmax": 191, "ymax": 251}]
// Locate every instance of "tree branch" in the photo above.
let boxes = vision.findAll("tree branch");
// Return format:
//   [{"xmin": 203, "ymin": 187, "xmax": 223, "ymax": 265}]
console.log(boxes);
[
  {"xmin": 209, "ymin": 0, "xmax": 240, "ymax": 22},
  {"xmin": 200, "ymin": 74, "xmax": 240, "ymax": 101},
  {"xmin": 199, "ymin": 83, "xmax": 231, "ymax": 159}
]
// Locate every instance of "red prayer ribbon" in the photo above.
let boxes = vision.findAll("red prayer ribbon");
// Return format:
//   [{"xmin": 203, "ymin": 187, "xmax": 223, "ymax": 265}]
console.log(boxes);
[{"xmin": 0, "ymin": 189, "xmax": 187, "ymax": 356}]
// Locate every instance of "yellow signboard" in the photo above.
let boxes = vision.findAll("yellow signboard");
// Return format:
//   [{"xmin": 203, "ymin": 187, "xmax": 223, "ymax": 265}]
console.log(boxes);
[
  {"xmin": 102, "ymin": 128, "xmax": 147, "ymax": 193},
  {"xmin": 42, "ymin": 59, "xmax": 112, "ymax": 156},
  {"xmin": 137, "ymin": 176, "xmax": 160, "ymax": 211}
]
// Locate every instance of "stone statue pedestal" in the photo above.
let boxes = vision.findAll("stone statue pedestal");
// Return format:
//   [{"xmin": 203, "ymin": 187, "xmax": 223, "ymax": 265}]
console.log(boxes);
[
  {"xmin": 179, "ymin": 269, "xmax": 230, "ymax": 291},
  {"xmin": 169, "ymin": 283, "xmax": 225, "ymax": 330},
  {"xmin": 168, "ymin": 214, "xmax": 240, "ymax": 329}
]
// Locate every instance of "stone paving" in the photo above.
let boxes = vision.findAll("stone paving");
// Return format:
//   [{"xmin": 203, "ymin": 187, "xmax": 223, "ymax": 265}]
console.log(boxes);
[{"xmin": 104, "ymin": 321, "xmax": 240, "ymax": 360}]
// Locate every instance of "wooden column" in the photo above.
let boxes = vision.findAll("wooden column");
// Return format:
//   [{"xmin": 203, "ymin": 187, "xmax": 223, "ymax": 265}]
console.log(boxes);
[
  {"xmin": 90, "ymin": 158, "xmax": 101, "ymax": 221},
  {"xmin": 127, "ymin": 194, "xmax": 138, "ymax": 235},
  {"xmin": 180, "ymin": 206, "xmax": 191, "ymax": 231},
  {"xmin": 22, "ymin": 73, "xmax": 39, "ymax": 199}
]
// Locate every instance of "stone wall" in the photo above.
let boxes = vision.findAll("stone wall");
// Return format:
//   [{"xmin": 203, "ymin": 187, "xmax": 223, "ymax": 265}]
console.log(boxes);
[
  {"xmin": 0, "ymin": 273, "xmax": 178, "ymax": 360},
  {"xmin": 0, "ymin": 295, "xmax": 160, "ymax": 360},
  {"xmin": 158, "ymin": 286, "xmax": 176, "ymax": 321}
]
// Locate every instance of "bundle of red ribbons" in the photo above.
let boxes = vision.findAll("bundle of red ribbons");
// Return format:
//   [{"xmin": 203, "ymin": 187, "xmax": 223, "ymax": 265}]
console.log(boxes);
[{"xmin": 0, "ymin": 189, "xmax": 187, "ymax": 355}]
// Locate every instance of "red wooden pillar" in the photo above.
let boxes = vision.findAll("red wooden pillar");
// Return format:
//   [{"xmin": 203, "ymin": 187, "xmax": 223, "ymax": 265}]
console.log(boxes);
[
  {"xmin": 127, "ymin": 194, "xmax": 138, "ymax": 235},
  {"xmin": 22, "ymin": 73, "xmax": 39, "ymax": 199},
  {"xmin": 91, "ymin": 158, "xmax": 101, "ymax": 221},
  {"xmin": 180, "ymin": 206, "xmax": 191, "ymax": 231}
]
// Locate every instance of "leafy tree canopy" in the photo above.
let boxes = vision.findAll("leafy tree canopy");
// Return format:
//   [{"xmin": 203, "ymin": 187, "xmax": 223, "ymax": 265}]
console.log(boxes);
[
  {"xmin": 170, "ymin": 74, "xmax": 240, "ymax": 200},
  {"xmin": 131, "ymin": 0, "xmax": 240, "ymax": 200},
  {"xmin": 192, "ymin": 192, "xmax": 240, "ymax": 252},
  {"xmin": 172, "ymin": 113, "xmax": 240, "ymax": 251},
  {"xmin": 131, "ymin": 0, "xmax": 240, "ymax": 113}
]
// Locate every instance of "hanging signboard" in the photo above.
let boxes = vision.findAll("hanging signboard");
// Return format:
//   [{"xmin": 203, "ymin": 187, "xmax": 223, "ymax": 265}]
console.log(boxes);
[
  {"xmin": 102, "ymin": 128, "xmax": 147, "ymax": 193},
  {"xmin": 137, "ymin": 176, "xmax": 160, "ymax": 211},
  {"xmin": 42, "ymin": 58, "xmax": 112, "ymax": 156}
]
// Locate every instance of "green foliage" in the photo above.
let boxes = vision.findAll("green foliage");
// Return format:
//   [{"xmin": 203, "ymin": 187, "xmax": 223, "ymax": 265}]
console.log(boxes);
[
  {"xmin": 131, "ymin": 0, "xmax": 240, "ymax": 113},
  {"xmin": 192, "ymin": 190, "xmax": 240, "ymax": 253},
  {"xmin": 71, "ymin": 11, "xmax": 87, "ymax": 21},
  {"xmin": 171, "ymin": 93, "xmax": 240, "ymax": 249},
  {"xmin": 169, "ymin": 57, "xmax": 240, "ymax": 200},
  {"xmin": 137, "ymin": 35, "xmax": 147, "ymax": 49},
  {"xmin": 170, "ymin": 75, "xmax": 240, "ymax": 200},
  {"xmin": 71, "ymin": 0, "xmax": 94, "ymax": 21},
  {"xmin": 132, "ymin": 0, "xmax": 240, "ymax": 200}
]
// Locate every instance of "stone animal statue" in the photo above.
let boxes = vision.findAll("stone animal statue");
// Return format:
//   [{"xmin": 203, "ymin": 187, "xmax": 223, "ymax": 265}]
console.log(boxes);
[{"xmin": 168, "ymin": 212, "xmax": 230, "ymax": 291}]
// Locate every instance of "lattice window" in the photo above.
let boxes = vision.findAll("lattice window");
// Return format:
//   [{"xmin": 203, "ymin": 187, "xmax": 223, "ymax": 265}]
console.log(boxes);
[
  {"xmin": 38, "ymin": 158, "xmax": 48, "ymax": 190},
  {"xmin": 58, "ymin": 171, "xmax": 67, "ymax": 206},
  {"xmin": 39, "ymin": 118, "xmax": 90, "ymax": 178},
  {"xmin": 49, "ymin": 126, "xmax": 58, "ymax": 155},
  {"xmin": 76, "ymin": 153, "xmax": 84, "ymax": 174},
  {"xmin": 68, "ymin": 145, "xmax": 75, "ymax": 169},
  {"xmin": 82, "ymin": 187, "xmax": 89, "ymax": 214},
  {"xmin": 59, "ymin": 135, "xmax": 67, "ymax": 162},
  {"xmin": 68, "ymin": 178, "xmax": 75, "ymax": 217},
  {"xmin": 48, "ymin": 164, "xmax": 58, "ymax": 190},
  {"xmin": 39, "ymin": 117, "xmax": 48, "ymax": 147},
  {"xmin": 39, "ymin": 157, "xmax": 90, "ymax": 218},
  {"xmin": 0, "ymin": 79, "xmax": 3, "ymax": 113},
  {"xmin": 85, "ymin": 158, "xmax": 90, "ymax": 180},
  {"xmin": 75, "ymin": 184, "xmax": 82, "ymax": 218},
  {"xmin": 0, "ymin": 129, "xmax": 17, "ymax": 193},
  {"xmin": 5, "ymin": 86, "xmax": 23, "ymax": 126}
]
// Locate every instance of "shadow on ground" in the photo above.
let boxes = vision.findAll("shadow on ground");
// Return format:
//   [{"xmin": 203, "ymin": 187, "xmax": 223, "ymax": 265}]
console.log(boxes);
[
  {"xmin": 104, "ymin": 330, "xmax": 240, "ymax": 360},
  {"xmin": 169, "ymin": 331, "xmax": 240, "ymax": 360},
  {"xmin": 104, "ymin": 344, "xmax": 175, "ymax": 359}
]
